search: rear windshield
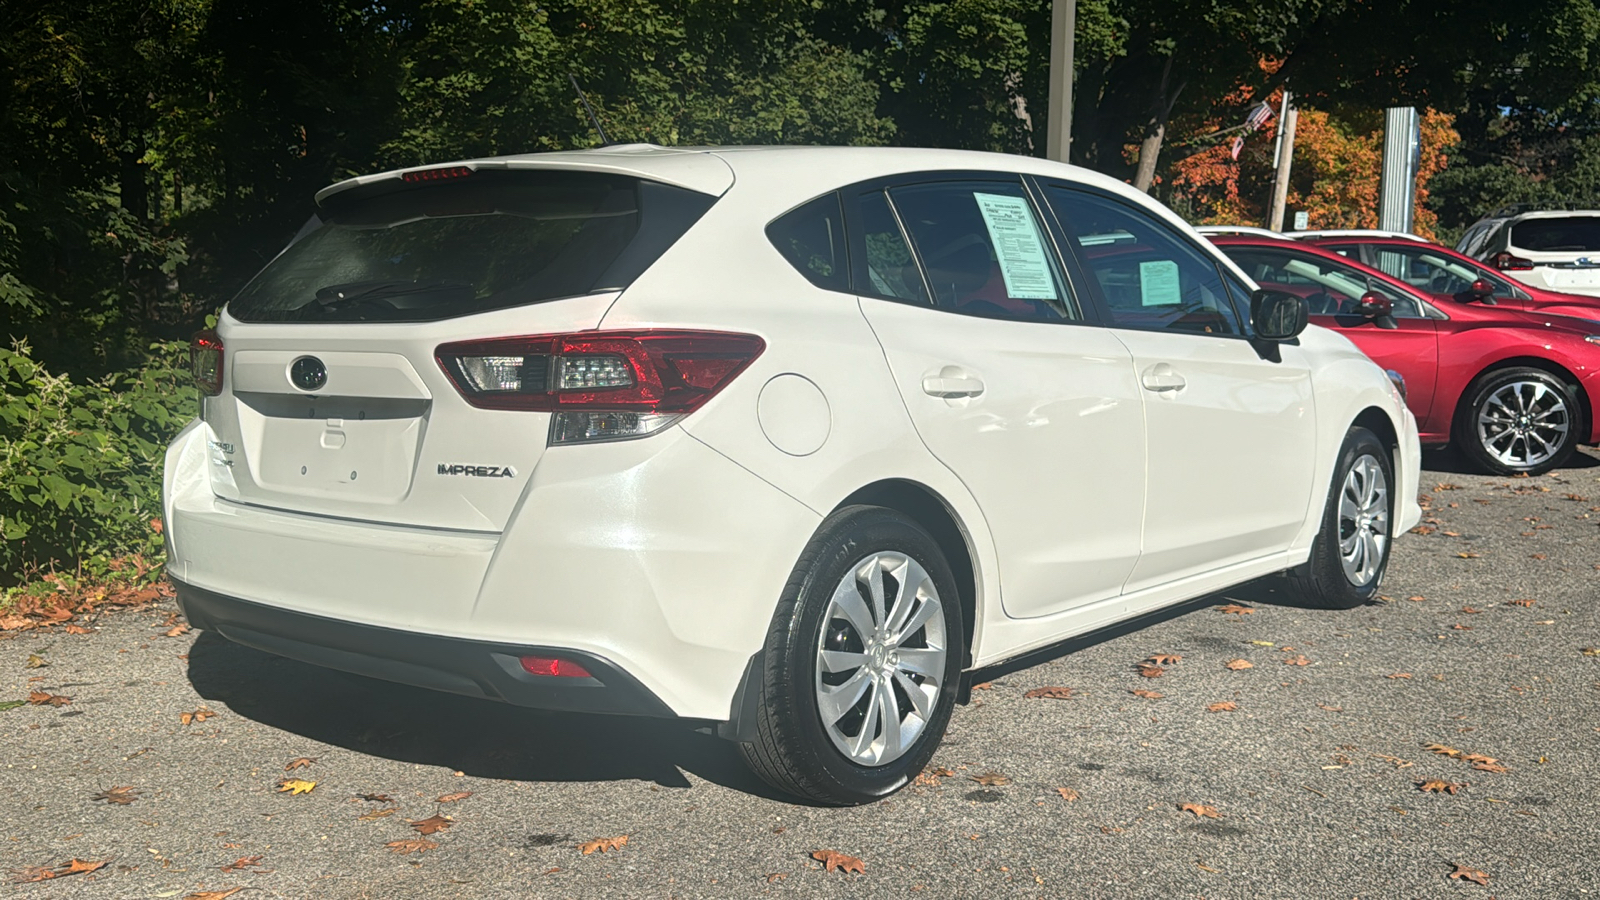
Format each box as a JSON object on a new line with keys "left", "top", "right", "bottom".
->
{"left": 1509, "top": 216, "right": 1600, "bottom": 253}
{"left": 229, "top": 171, "right": 716, "bottom": 323}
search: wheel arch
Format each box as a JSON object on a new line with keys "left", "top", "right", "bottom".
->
{"left": 1352, "top": 405, "right": 1400, "bottom": 467}
{"left": 836, "top": 479, "right": 978, "bottom": 670}
{"left": 1456, "top": 356, "right": 1592, "bottom": 438}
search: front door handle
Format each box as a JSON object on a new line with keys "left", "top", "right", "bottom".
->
{"left": 1140, "top": 363, "right": 1186, "bottom": 393}
{"left": 922, "top": 366, "right": 986, "bottom": 398}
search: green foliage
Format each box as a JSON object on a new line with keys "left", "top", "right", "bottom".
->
{"left": 0, "top": 341, "right": 192, "bottom": 584}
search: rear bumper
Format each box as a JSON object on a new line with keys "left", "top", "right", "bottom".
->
{"left": 174, "top": 578, "right": 675, "bottom": 717}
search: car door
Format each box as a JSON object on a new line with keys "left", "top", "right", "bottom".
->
{"left": 1223, "top": 245, "right": 1442, "bottom": 428}
{"left": 1042, "top": 187, "right": 1317, "bottom": 594}
{"left": 850, "top": 177, "right": 1147, "bottom": 619}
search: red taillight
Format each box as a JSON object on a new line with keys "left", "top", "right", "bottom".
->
{"left": 435, "top": 330, "right": 765, "bottom": 444}
{"left": 519, "top": 655, "right": 593, "bottom": 678}
{"left": 401, "top": 165, "right": 474, "bottom": 183}
{"left": 190, "top": 329, "right": 224, "bottom": 396}
{"left": 1494, "top": 251, "right": 1534, "bottom": 271}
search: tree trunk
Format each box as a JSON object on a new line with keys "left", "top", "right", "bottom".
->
{"left": 1133, "top": 55, "right": 1184, "bottom": 193}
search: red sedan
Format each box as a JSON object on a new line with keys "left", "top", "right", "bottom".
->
{"left": 1295, "top": 232, "right": 1600, "bottom": 323}
{"left": 1211, "top": 235, "right": 1600, "bottom": 474}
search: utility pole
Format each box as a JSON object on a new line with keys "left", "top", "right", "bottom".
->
{"left": 1267, "top": 96, "right": 1298, "bottom": 232}
{"left": 1046, "top": 0, "right": 1076, "bottom": 163}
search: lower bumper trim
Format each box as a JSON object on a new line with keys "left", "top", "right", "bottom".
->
{"left": 172, "top": 578, "right": 676, "bottom": 718}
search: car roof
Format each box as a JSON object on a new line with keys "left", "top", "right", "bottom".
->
{"left": 313, "top": 143, "right": 1147, "bottom": 210}
{"left": 1505, "top": 209, "right": 1600, "bottom": 222}
{"left": 1291, "top": 229, "right": 1429, "bottom": 242}
{"left": 1193, "top": 225, "right": 1288, "bottom": 238}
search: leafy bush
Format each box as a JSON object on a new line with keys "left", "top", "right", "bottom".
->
{"left": 0, "top": 340, "right": 193, "bottom": 585}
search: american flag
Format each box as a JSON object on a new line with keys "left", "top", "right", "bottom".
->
{"left": 1243, "top": 103, "right": 1275, "bottom": 132}
{"left": 1230, "top": 136, "right": 1246, "bottom": 160}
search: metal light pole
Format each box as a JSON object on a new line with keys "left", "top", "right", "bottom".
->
{"left": 1046, "top": 0, "right": 1076, "bottom": 163}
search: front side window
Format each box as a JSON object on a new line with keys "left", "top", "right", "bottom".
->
{"left": 886, "top": 181, "right": 1077, "bottom": 322}
{"left": 767, "top": 193, "right": 849, "bottom": 292}
{"left": 1222, "top": 248, "right": 1426, "bottom": 318}
{"left": 1047, "top": 188, "right": 1242, "bottom": 335}
{"left": 1369, "top": 245, "right": 1523, "bottom": 299}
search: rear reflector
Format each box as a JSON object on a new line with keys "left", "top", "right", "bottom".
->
{"left": 190, "top": 329, "right": 224, "bottom": 396}
{"left": 519, "top": 656, "right": 593, "bottom": 678}
{"left": 401, "top": 165, "right": 474, "bottom": 183}
{"left": 436, "top": 330, "right": 765, "bottom": 444}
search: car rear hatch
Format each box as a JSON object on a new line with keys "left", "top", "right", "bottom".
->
{"left": 197, "top": 163, "right": 723, "bottom": 532}
{"left": 1508, "top": 215, "right": 1600, "bottom": 290}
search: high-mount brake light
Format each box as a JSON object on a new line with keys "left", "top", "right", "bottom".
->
{"left": 518, "top": 656, "right": 593, "bottom": 678}
{"left": 190, "top": 329, "right": 224, "bottom": 396}
{"left": 1493, "top": 251, "right": 1534, "bottom": 271}
{"left": 435, "top": 330, "right": 765, "bottom": 444}
{"left": 400, "top": 165, "right": 474, "bottom": 183}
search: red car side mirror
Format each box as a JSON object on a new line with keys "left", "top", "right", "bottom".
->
{"left": 1356, "top": 292, "right": 1398, "bottom": 329}
{"left": 1467, "top": 278, "right": 1499, "bottom": 304}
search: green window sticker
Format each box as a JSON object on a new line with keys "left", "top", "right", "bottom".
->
{"left": 1139, "top": 259, "right": 1182, "bottom": 306}
{"left": 972, "top": 193, "right": 1058, "bottom": 300}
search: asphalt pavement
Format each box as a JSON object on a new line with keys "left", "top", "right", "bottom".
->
{"left": 3, "top": 447, "right": 1598, "bottom": 899}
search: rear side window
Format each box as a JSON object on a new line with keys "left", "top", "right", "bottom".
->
{"left": 1047, "top": 188, "right": 1242, "bottom": 335}
{"left": 766, "top": 193, "right": 849, "bottom": 291}
{"left": 858, "top": 190, "right": 929, "bottom": 304}
{"left": 1510, "top": 216, "right": 1600, "bottom": 253}
{"left": 230, "top": 171, "right": 716, "bottom": 323}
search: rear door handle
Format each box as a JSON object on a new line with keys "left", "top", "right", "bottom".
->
{"left": 922, "top": 367, "right": 986, "bottom": 398}
{"left": 1140, "top": 363, "right": 1186, "bottom": 392}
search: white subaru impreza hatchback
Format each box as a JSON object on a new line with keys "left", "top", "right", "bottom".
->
{"left": 164, "top": 145, "right": 1422, "bottom": 805}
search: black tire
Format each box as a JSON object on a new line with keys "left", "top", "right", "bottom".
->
{"left": 738, "top": 505, "right": 963, "bottom": 806}
{"left": 1288, "top": 426, "right": 1395, "bottom": 610}
{"left": 1454, "top": 366, "right": 1582, "bottom": 476}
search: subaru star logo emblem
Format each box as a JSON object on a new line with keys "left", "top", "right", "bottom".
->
{"left": 290, "top": 356, "right": 328, "bottom": 391}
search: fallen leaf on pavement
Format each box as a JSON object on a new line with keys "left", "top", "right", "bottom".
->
{"left": 1178, "top": 803, "right": 1220, "bottom": 818}
{"left": 1417, "top": 779, "right": 1465, "bottom": 794}
{"left": 1147, "top": 654, "right": 1182, "bottom": 665}
{"left": 811, "top": 849, "right": 864, "bottom": 874}
{"left": 385, "top": 839, "right": 438, "bottom": 855}
{"left": 1472, "top": 761, "right": 1510, "bottom": 773}
{"left": 219, "top": 855, "right": 262, "bottom": 873}
{"left": 180, "top": 709, "right": 215, "bottom": 726}
{"left": 184, "top": 890, "right": 245, "bottom": 900}
{"left": 1508, "top": 599, "right": 1536, "bottom": 607}
{"left": 1056, "top": 787, "right": 1079, "bottom": 802}
{"left": 1387, "top": 672, "right": 1412, "bottom": 679}
{"left": 1582, "top": 648, "right": 1600, "bottom": 657}
{"left": 913, "top": 765, "right": 955, "bottom": 786}
{"left": 1284, "top": 655, "right": 1310, "bottom": 666}
{"left": 10, "top": 858, "right": 108, "bottom": 883}
{"left": 578, "top": 835, "right": 628, "bottom": 854}
{"left": 1130, "top": 689, "right": 1163, "bottom": 699}
{"left": 1216, "top": 604, "right": 1254, "bottom": 615}
{"left": 24, "top": 654, "right": 46, "bottom": 669}
{"left": 357, "top": 793, "right": 394, "bottom": 803}
{"left": 91, "top": 786, "right": 138, "bottom": 805}
{"left": 63, "top": 624, "right": 91, "bottom": 635}
{"left": 284, "top": 757, "right": 315, "bottom": 771}
{"left": 1457, "top": 552, "right": 1481, "bottom": 559}
{"left": 1136, "top": 664, "right": 1165, "bottom": 678}
{"left": 28, "top": 691, "right": 71, "bottom": 707}
{"left": 357, "top": 808, "right": 397, "bottom": 821}
{"left": 970, "top": 772, "right": 1010, "bottom": 786}
{"left": 1448, "top": 864, "right": 1490, "bottom": 885}
{"left": 1424, "top": 744, "right": 1463, "bottom": 758}
{"left": 1460, "top": 607, "right": 1481, "bottom": 614}
{"left": 1023, "top": 686, "right": 1075, "bottom": 699}
{"left": 276, "top": 779, "right": 316, "bottom": 795}
{"left": 166, "top": 623, "right": 191, "bottom": 637}
{"left": 1410, "top": 525, "right": 1436, "bottom": 534}
{"left": 437, "top": 791, "right": 472, "bottom": 803}
{"left": 1206, "top": 702, "right": 1237, "bottom": 712}
{"left": 1224, "top": 659, "right": 1253, "bottom": 670}
{"left": 410, "top": 814, "right": 453, "bottom": 835}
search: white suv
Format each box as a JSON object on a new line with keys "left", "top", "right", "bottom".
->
{"left": 1457, "top": 209, "right": 1600, "bottom": 296}
{"left": 164, "top": 145, "right": 1422, "bottom": 805}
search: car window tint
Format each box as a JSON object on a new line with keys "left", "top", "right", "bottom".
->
{"left": 886, "top": 182, "right": 1076, "bottom": 322}
{"left": 1047, "top": 188, "right": 1241, "bottom": 335}
{"left": 766, "top": 193, "right": 849, "bottom": 292}
{"left": 858, "top": 190, "right": 929, "bottom": 304}
{"left": 1221, "top": 247, "right": 1425, "bottom": 317}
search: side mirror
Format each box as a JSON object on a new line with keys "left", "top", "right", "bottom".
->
{"left": 1250, "top": 288, "right": 1309, "bottom": 341}
{"left": 1356, "top": 291, "right": 1399, "bottom": 329}
{"left": 1467, "top": 278, "right": 1498, "bottom": 305}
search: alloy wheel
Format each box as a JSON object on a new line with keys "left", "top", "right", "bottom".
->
{"left": 814, "top": 552, "right": 947, "bottom": 767}
{"left": 1337, "top": 454, "right": 1389, "bottom": 587}
{"left": 1476, "top": 380, "right": 1571, "bottom": 469}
